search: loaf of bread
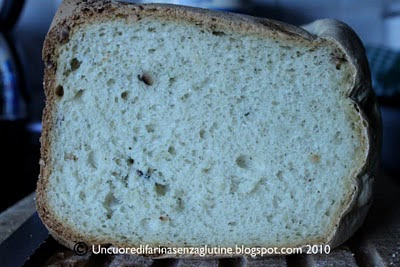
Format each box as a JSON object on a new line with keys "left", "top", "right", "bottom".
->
{"left": 36, "top": 0, "right": 381, "bottom": 256}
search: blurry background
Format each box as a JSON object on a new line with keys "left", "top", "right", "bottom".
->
{"left": 1, "top": 0, "right": 399, "bottom": 211}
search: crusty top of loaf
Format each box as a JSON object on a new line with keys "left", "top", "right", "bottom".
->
{"left": 36, "top": 0, "right": 381, "bottom": 256}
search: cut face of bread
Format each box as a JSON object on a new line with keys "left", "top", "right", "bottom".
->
{"left": 37, "top": 1, "right": 379, "bottom": 254}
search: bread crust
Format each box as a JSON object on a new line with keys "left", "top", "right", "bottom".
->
{"left": 302, "top": 20, "right": 382, "bottom": 248}
{"left": 36, "top": 0, "right": 381, "bottom": 257}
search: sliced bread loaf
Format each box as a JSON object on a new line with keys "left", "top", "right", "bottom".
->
{"left": 36, "top": 0, "right": 381, "bottom": 256}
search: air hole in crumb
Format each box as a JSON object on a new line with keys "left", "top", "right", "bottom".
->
{"left": 55, "top": 85, "right": 64, "bottom": 97}
{"left": 145, "top": 124, "right": 155, "bottom": 133}
{"left": 121, "top": 91, "right": 129, "bottom": 100}
{"left": 236, "top": 155, "right": 252, "bottom": 169}
{"left": 103, "top": 192, "right": 119, "bottom": 219}
{"left": 334, "top": 56, "right": 347, "bottom": 70}
{"left": 325, "top": 210, "right": 330, "bottom": 216}
{"left": 107, "top": 78, "right": 115, "bottom": 86}
{"left": 176, "top": 197, "right": 184, "bottom": 211}
{"left": 74, "top": 89, "right": 84, "bottom": 99}
{"left": 148, "top": 48, "right": 156, "bottom": 53}
{"left": 354, "top": 103, "right": 360, "bottom": 113}
{"left": 168, "top": 146, "right": 176, "bottom": 155}
{"left": 159, "top": 215, "right": 169, "bottom": 221}
{"left": 236, "top": 95, "right": 245, "bottom": 103}
{"left": 79, "top": 191, "right": 86, "bottom": 200}
{"left": 114, "top": 158, "right": 121, "bottom": 166}
{"left": 180, "top": 93, "right": 190, "bottom": 101}
{"left": 64, "top": 153, "right": 77, "bottom": 161}
{"left": 212, "top": 31, "right": 225, "bottom": 36}
{"left": 168, "top": 77, "right": 176, "bottom": 86}
{"left": 70, "top": 58, "right": 81, "bottom": 71}
{"left": 127, "top": 157, "right": 134, "bottom": 165}
{"left": 138, "top": 72, "right": 153, "bottom": 86}
{"left": 202, "top": 168, "right": 211, "bottom": 173}
{"left": 155, "top": 183, "right": 167, "bottom": 196}
{"left": 199, "top": 129, "right": 206, "bottom": 139}
{"left": 211, "top": 122, "right": 218, "bottom": 130}
{"left": 88, "top": 151, "right": 97, "bottom": 169}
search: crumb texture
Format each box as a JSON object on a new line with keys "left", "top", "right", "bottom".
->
{"left": 48, "top": 18, "right": 365, "bottom": 247}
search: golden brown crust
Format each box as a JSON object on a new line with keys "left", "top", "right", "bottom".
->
{"left": 36, "top": 0, "right": 381, "bottom": 257}
{"left": 302, "top": 19, "right": 381, "bottom": 248}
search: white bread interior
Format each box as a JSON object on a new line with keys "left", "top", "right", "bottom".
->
{"left": 45, "top": 15, "right": 368, "bottom": 248}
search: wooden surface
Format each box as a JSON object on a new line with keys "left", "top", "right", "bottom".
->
{"left": 302, "top": 247, "right": 358, "bottom": 267}
{"left": 1, "top": 172, "right": 399, "bottom": 266}
{"left": 349, "top": 171, "right": 400, "bottom": 267}
{"left": 0, "top": 192, "right": 36, "bottom": 244}
{"left": 244, "top": 256, "right": 287, "bottom": 266}
{"left": 175, "top": 259, "right": 219, "bottom": 267}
